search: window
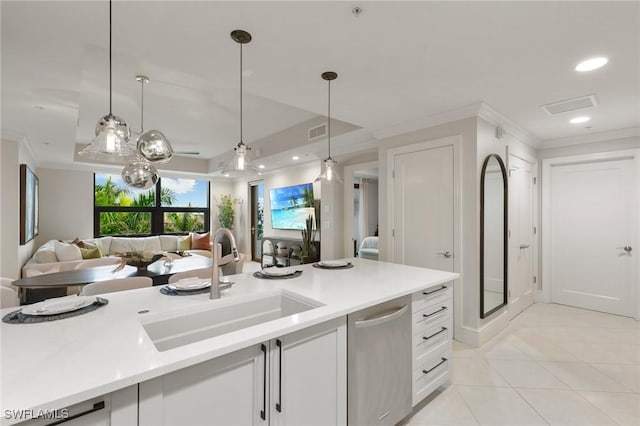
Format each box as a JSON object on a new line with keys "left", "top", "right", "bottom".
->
{"left": 94, "top": 174, "right": 210, "bottom": 237}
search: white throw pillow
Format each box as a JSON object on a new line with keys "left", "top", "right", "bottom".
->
{"left": 109, "top": 237, "right": 133, "bottom": 255}
{"left": 54, "top": 241, "right": 82, "bottom": 262}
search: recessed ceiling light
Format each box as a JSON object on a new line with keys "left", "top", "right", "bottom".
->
{"left": 258, "top": 164, "right": 265, "bottom": 169}
{"left": 292, "top": 156, "right": 300, "bottom": 160}
{"left": 570, "top": 116, "right": 591, "bottom": 124}
{"left": 223, "top": 172, "right": 230, "bottom": 177}
{"left": 575, "top": 57, "right": 608, "bottom": 72}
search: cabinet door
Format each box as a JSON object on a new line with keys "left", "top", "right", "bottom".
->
{"left": 139, "top": 344, "right": 268, "bottom": 426}
{"left": 270, "top": 317, "right": 347, "bottom": 426}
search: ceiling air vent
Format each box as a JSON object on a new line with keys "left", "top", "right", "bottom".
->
{"left": 541, "top": 94, "right": 598, "bottom": 115}
{"left": 308, "top": 123, "right": 327, "bottom": 141}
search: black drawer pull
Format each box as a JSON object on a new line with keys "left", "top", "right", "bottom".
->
{"left": 423, "top": 358, "right": 447, "bottom": 375}
{"left": 260, "top": 344, "right": 267, "bottom": 420}
{"left": 423, "top": 327, "right": 447, "bottom": 341}
{"left": 423, "top": 306, "right": 447, "bottom": 318}
{"left": 423, "top": 286, "right": 447, "bottom": 296}
{"left": 47, "top": 401, "right": 105, "bottom": 426}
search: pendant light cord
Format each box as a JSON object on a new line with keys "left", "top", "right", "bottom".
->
{"left": 109, "top": 0, "right": 112, "bottom": 116}
{"left": 327, "top": 79, "right": 331, "bottom": 159}
{"left": 140, "top": 79, "right": 144, "bottom": 132}
{"left": 239, "top": 42, "right": 243, "bottom": 144}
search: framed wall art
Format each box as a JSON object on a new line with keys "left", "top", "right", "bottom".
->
{"left": 20, "top": 164, "right": 39, "bottom": 245}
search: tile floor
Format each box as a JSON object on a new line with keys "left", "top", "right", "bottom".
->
{"left": 401, "top": 303, "right": 640, "bottom": 426}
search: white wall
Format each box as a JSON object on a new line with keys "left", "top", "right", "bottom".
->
{"left": 37, "top": 168, "right": 94, "bottom": 244}
{"left": 1, "top": 140, "right": 21, "bottom": 279}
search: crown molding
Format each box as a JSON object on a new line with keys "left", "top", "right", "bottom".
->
{"left": 476, "top": 102, "right": 542, "bottom": 149}
{"left": 541, "top": 127, "right": 640, "bottom": 149}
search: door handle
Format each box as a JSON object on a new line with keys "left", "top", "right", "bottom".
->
{"left": 616, "top": 246, "right": 633, "bottom": 252}
{"left": 260, "top": 344, "right": 267, "bottom": 420}
{"left": 354, "top": 305, "right": 409, "bottom": 328}
{"left": 519, "top": 244, "right": 530, "bottom": 249}
{"left": 275, "top": 339, "right": 283, "bottom": 413}
{"left": 436, "top": 251, "right": 452, "bottom": 258}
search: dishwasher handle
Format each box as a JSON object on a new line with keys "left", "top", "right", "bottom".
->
{"left": 354, "top": 304, "right": 409, "bottom": 328}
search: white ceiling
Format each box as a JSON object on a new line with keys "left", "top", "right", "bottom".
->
{"left": 2, "top": 1, "right": 639, "bottom": 173}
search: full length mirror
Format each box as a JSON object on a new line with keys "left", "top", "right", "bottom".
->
{"left": 480, "top": 154, "right": 508, "bottom": 318}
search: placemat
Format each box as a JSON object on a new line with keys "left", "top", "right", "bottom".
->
{"left": 2, "top": 297, "right": 109, "bottom": 324}
{"left": 312, "top": 263, "right": 354, "bottom": 270}
{"left": 253, "top": 270, "right": 303, "bottom": 280}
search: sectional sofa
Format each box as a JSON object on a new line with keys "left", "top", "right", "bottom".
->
{"left": 22, "top": 235, "right": 213, "bottom": 278}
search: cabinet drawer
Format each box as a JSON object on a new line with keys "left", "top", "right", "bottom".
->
{"left": 412, "top": 297, "right": 452, "bottom": 335}
{"left": 413, "top": 319, "right": 453, "bottom": 364}
{"left": 412, "top": 284, "right": 451, "bottom": 313}
{"left": 413, "top": 347, "right": 451, "bottom": 407}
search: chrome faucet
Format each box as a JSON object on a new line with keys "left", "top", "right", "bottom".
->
{"left": 210, "top": 228, "right": 241, "bottom": 300}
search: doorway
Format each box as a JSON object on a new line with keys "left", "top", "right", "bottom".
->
{"left": 542, "top": 151, "right": 639, "bottom": 318}
{"left": 250, "top": 182, "right": 264, "bottom": 262}
{"left": 353, "top": 170, "right": 379, "bottom": 257}
{"left": 508, "top": 153, "right": 537, "bottom": 320}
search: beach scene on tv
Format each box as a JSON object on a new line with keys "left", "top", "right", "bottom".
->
{"left": 269, "top": 183, "right": 316, "bottom": 230}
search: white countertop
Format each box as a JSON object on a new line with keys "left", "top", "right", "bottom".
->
{"left": 0, "top": 258, "right": 458, "bottom": 423}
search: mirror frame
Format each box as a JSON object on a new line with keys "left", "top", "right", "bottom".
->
{"left": 480, "top": 154, "right": 508, "bottom": 319}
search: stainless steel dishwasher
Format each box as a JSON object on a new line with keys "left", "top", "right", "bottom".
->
{"left": 348, "top": 295, "right": 412, "bottom": 425}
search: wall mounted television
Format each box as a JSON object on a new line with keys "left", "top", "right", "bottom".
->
{"left": 269, "top": 183, "right": 316, "bottom": 230}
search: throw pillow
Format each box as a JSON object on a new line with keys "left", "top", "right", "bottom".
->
{"left": 177, "top": 235, "right": 192, "bottom": 250}
{"left": 34, "top": 248, "right": 58, "bottom": 264}
{"left": 191, "top": 232, "right": 211, "bottom": 251}
{"left": 80, "top": 243, "right": 102, "bottom": 259}
{"left": 54, "top": 240, "right": 82, "bottom": 262}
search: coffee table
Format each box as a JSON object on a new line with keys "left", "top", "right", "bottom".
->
{"left": 13, "top": 255, "right": 217, "bottom": 294}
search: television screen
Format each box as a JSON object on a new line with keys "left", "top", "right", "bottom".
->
{"left": 269, "top": 183, "right": 315, "bottom": 230}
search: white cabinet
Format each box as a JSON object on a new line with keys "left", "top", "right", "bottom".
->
{"left": 139, "top": 317, "right": 346, "bottom": 426}
{"left": 411, "top": 283, "right": 453, "bottom": 406}
{"left": 14, "top": 385, "right": 138, "bottom": 426}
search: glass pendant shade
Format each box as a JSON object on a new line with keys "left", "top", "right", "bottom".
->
{"left": 78, "top": 114, "right": 136, "bottom": 163}
{"left": 315, "top": 158, "right": 343, "bottom": 184}
{"left": 121, "top": 160, "right": 159, "bottom": 189}
{"left": 137, "top": 129, "right": 174, "bottom": 163}
{"left": 221, "top": 142, "right": 258, "bottom": 176}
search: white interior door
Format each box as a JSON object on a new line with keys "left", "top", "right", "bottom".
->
{"left": 508, "top": 155, "right": 535, "bottom": 319}
{"left": 392, "top": 144, "right": 454, "bottom": 272}
{"left": 549, "top": 158, "right": 636, "bottom": 316}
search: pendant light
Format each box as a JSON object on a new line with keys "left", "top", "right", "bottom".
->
{"left": 78, "top": 0, "right": 136, "bottom": 163}
{"left": 121, "top": 75, "right": 159, "bottom": 190}
{"left": 315, "top": 71, "right": 343, "bottom": 184}
{"left": 221, "top": 29, "right": 258, "bottom": 176}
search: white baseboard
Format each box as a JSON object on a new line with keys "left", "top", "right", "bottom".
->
{"left": 456, "top": 310, "right": 510, "bottom": 348}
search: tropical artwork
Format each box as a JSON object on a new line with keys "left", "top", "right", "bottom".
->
{"left": 95, "top": 174, "right": 208, "bottom": 236}
{"left": 269, "top": 183, "right": 315, "bottom": 230}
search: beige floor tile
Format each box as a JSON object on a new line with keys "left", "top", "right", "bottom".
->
{"left": 579, "top": 392, "right": 640, "bottom": 426}
{"left": 450, "top": 358, "right": 509, "bottom": 387}
{"left": 517, "top": 388, "right": 617, "bottom": 426}
{"left": 553, "top": 339, "right": 640, "bottom": 365}
{"left": 405, "top": 385, "right": 479, "bottom": 426}
{"left": 478, "top": 336, "right": 532, "bottom": 360}
{"left": 539, "top": 361, "right": 634, "bottom": 392}
{"left": 591, "top": 363, "right": 640, "bottom": 393}
{"left": 456, "top": 386, "right": 548, "bottom": 426}
{"left": 486, "top": 359, "right": 568, "bottom": 389}
{"left": 509, "top": 333, "right": 580, "bottom": 362}
{"left": 452, "top": 340, "right": 482, "bottom": 359}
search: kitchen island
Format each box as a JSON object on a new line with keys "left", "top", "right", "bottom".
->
{"left": 0, "top": 258, "right": 458, "bottom": 425}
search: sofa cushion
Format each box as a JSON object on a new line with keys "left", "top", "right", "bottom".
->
{"left": 85, "top": 237, "right": 112, "bottom": 256}
{"left": 130, "top": 236, "right": 162, "bottom": 253}
{"left": 191, "top": 232, "right": 211, "bottom": 251}
{"left": 54, "top": 241, "right": 82, "bottom": 262}
{"left": 109, "top": 237, "right": 133, "bottom": 255}
{"left": 159, "top": 235, "right": 178, "bottom": 251}
{"left": 34, "top": 241, "right": 58, "bottom": 263}
{"left": 177, "top": 235, "right": 191, "bottom": 250}
{"left": 25, "top": 266, "right": 60, "bottom": 277}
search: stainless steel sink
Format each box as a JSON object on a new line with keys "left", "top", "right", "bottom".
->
{"left": 141, "top": 291, "right": 322, "bottom": 351}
